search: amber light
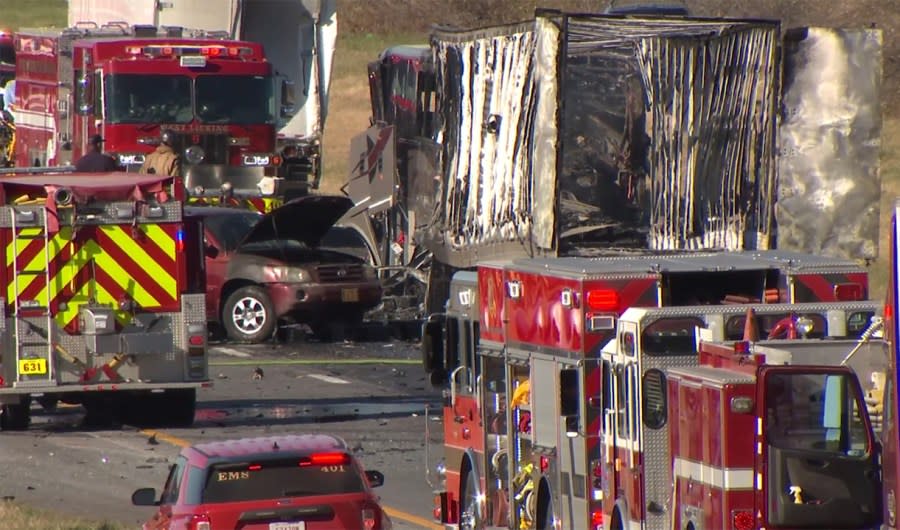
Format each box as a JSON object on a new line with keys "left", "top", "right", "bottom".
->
{"left": 586, "top": 289, "right": 618, "bottom": 311}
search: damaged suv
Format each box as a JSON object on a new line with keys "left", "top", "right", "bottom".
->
{"left": 189, "top": 195, "right": 382, "bottom": 343}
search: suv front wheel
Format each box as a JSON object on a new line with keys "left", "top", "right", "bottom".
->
{"left": 223, "top": 285, "right": 275, "bottom": 343}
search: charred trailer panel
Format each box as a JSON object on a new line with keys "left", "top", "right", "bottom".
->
{"left": 426, "top": 15, "right": 783, "bottom": 267}
{"left": 775, "top": 27, "right": 883, "bottom": 261}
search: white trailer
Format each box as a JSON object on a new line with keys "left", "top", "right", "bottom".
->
{"left": 69, "top": 0, "right": 337, "bottom": 186}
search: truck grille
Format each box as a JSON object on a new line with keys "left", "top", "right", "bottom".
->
{"left": 316, "top": 264, "right": 366, "bottom": 283}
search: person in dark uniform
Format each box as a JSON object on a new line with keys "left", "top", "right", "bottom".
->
{"left": 74, "top": 134, "right": 119, "bottom": 172}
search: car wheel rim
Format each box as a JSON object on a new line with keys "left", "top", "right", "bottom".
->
{"left": 231, "top": 296, "right": 267, "bottom": 334}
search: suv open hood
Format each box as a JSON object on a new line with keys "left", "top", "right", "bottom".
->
{"left": 238, "top": 195, "right": 354, "bottom": 248}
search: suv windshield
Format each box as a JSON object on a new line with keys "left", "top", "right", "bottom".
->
{"left": 196, "top": 75, "right": 275, "bottom": 124}
{"left": 204, "top": 211, "right": 261, "bottom": 252}
{"left": 202, "top": 457, "right": 365, "bottom": 503}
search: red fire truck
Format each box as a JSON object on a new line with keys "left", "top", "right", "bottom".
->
{"left": 11, "top": 23, "right": 290, "bottom": 212}
{"left": 665, "top": 337, "right": 883, "bottom": 530}
{"left": 0, "top": 171, "right": 210, "bottom": 429}
{"left": 422, "top": 251, "right": 879, "bottom": 529}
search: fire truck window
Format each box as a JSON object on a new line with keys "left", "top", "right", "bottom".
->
{"left": 615, "top": 365, "right": 627, "bottom": 438}
{"left": 197, "top": 75, "right": 275, "bottom": 125}
{"left": 602, "top": 361, "right": 612, "bottom": 412}
{"left": 640, "top": 317, "right": 703, "bottom": 356}
{"left": 642, "top": 369, "right": 667, "bottom": 429}
{"left": 764, "top": 372, "right": 869, "bottom": 457}
{"left": 105, "top": 74, "right": 192, "bottom": 124}
{"left": 628, "top": 364, "right": 639, "bottom": 436}
{"left": 620, "top": 332, "right": 635, "bottom": 356}
{"left": 446, "top": 317, "right": 460, "bottom": 370}
{"left": 725, "top": 313, "right": 828, "bottom": 340}
{"left": 560, "top": 369, "right": 579, "bottom": 417}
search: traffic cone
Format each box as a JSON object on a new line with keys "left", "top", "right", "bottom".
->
{"left": 743, "top": 307, "right": 759, "bottom": 342}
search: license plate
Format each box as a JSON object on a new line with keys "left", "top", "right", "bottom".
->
{"left": 269, "top": 523, "right": 305, "bottom": 530}
{"left": 19, "top": 358, "right": 47, "bottom": 375}
{"left": 341, "top": 288, "right": 359, "bottom": 302}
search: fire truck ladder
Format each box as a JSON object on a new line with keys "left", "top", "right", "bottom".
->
{"left": 9, "top": 206, "right": 56, "bottom": 386}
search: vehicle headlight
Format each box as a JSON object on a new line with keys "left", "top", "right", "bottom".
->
{"left": 241, "top": 154, "right": 271, "bottom": 166}
{"left": 184, "top": 145, "right": 205, "bottom": 165}
{"left": 117, "top": 153, "right": 146, "bottom": 165}
{"left": 267, "top": 265, "right": 310, "bottom": 282}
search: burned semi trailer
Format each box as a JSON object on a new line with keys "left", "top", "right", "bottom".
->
{"left": 346, "top": 12, "right": 883, "bottom": 316}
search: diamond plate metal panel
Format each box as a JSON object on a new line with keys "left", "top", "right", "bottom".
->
{"left": 640, "top": 353, "right": 697, "bottom": 530}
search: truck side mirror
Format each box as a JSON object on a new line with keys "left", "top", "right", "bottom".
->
{"left": 131, "top": 487, "right": 159, "bottom": 506}
{"left": 421, "top": 313, "right": 446, "bottom": 376}
{"left": 365, "top": 470, "right": 385, "bottom": 487}
{"left": 280, "top": 78, "right": 296, "bottom": 117}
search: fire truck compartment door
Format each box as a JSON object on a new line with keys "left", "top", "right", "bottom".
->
{"left": 531, "top": 356, "right": 557, "bottom": 447}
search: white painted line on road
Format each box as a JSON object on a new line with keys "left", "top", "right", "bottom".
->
{"left": 307, "top": 373, "right": 350, "bottom": 385}
{"left": 212, "top": 347, "right": 252, "bottom": 358}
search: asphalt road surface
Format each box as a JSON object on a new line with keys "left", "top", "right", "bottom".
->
{"left": 0, "top": 335, "right": 445, "bottom": 530}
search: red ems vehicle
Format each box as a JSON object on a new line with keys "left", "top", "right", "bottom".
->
{"left": 422, "top": 250, "right": 878, "bottom": 529}
{"left": 132, "top": 434, "right": 392, "bottom": 530}
{"left": 12, "top": 23, "right": 292, "bottom": 212}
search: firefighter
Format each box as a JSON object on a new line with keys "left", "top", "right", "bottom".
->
{"left": 74, "top": 135, "right": 119, "bottom": 172}
{"left": 140, "top": 130, "right": 181, "bottom": 176}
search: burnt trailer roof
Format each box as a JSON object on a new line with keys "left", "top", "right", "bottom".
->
{"left": 421, "top": 13, "right": 882, "bottom": 267}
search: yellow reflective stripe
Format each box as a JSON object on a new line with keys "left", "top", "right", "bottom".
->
{"left": 6, "top": 227, "right": 41, "bottom": 266}
{"left": 54, "top": 278, "right": 126, "bottom": 329}
{"left": 101, "top": 226, "right": 176, "bottom": 298}
{"left": 141, "top": 224, "right": 175, "bottom": 258}
{"left": 86, "top": 239, "right": 161, "bottom": 308}
{"left": 6, "top": 228, "right": 71, "bottom": 303}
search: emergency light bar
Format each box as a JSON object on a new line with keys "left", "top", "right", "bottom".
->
{"left": 126, "top": 45, "right": 254, "bottom": 59}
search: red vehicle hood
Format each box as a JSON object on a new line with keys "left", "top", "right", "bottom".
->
{"left": 238, "top": 195, "right": 354, "bottom": 249}
{"left": 192, "top": 493, "right": 384, "bottom": 529}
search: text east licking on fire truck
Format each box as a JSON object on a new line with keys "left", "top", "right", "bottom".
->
{"left": 0, "top": 172, "right": 209, "bottom": 429}
{"left": 423, "top": 251, "right": 886, "bottom": 530}
{"left": 11, "top": 23, "right": 293, "bottom": 212}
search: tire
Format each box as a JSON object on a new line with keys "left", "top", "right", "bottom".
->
{"left": 537, "top": 489, "right": 555, "bottom": 530}
{"left": 459, "top": 470, "right": 483, "bottom": 530}
{"left": 1, "top": 400, "right": 31, "bottom": 431}
{"left": 223, "top": 286, "right": 276, "bottom": 343}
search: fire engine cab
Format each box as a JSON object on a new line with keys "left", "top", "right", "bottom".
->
{"left": 423, "top": 250, "right": 879, "bottom": 530}
{"left": 12, "top": 23, "right": 292, "bottom": 212}
{"left": 665, "top": 338, "right": 883, "bottom": 530}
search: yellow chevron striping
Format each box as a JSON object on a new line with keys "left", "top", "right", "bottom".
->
{"left": 101, "top": 226, "right": 176, "bottom": 297}
{"left": 54, "top": 277, "right": 125, "bottom": 329}
{"left": 85, "top": 239, "right": 161, "bottom": 308}
{"left": 6, "top": 227, "right": 42, "bottom": 266}
{"left": 6, "top": 227, "right": 72, "bottom": 303}
{"left": 141, "top": 224, "right": 175, "bottom": 258}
